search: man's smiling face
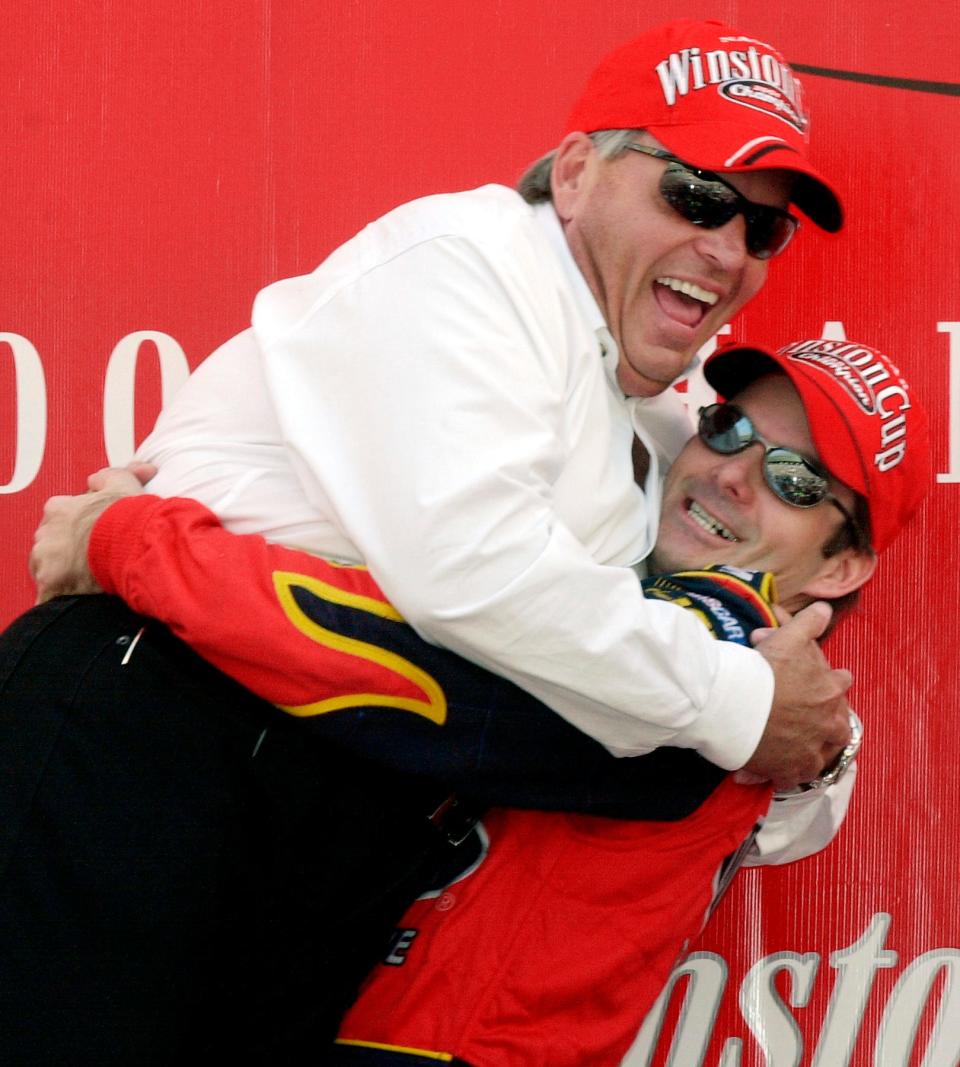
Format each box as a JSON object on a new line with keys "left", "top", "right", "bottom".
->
{"left": 652, "top": 374, "right": 865, "bottom": 611}
{"left": 553, "top": 133, "right": 793, "bottom": 398}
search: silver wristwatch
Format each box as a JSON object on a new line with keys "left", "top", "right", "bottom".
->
{"left": 776, "top": 711, "right": 863, "bottom": 797}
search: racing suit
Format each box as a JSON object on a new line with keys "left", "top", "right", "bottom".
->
{"left": 84, "top": 495, "right": 854, "bottom": 1066}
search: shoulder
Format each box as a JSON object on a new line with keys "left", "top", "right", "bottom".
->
{"left": 364, "top": 184, "right": 547, "bottom": 261}
{"left": 253, "top": 186, "right": 561, "bottom": 333}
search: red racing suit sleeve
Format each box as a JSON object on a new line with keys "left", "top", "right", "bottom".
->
{"left": 90, "top": 494, "right": 423, "bottom": 712}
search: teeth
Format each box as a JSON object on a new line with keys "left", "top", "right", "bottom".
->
{"left": 656, "top": 277, "right": 719, "bottom": 306}
{"left": 688, "top": 500, "right": 739, "bottom": 542}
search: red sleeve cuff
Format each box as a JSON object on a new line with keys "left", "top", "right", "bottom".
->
{"left": 88, "top": 495, "right": 211, "bottom": 595}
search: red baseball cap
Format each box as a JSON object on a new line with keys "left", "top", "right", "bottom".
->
{"left": 702, "top": 339, "right": 931, "bottom": 553}
{"left": 565, "top": 19, "right": 843, "bottom": 232}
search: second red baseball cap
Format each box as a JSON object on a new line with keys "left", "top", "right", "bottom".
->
{"left": 565, "top": 19, "right": 843, "bottom": 232}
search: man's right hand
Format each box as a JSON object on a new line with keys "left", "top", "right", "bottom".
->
{"left": 742, "top": 601, "right": 853, "bottom": 791}
{"left": 30, "top": 463, "right": 156, "bottom": 604}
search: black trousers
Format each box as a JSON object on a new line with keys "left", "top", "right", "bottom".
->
{"left": 0, "top": 596, "right": 454, "bottom": 1066}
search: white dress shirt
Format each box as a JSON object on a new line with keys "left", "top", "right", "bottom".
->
{"left": 140, "top": 184, "right": 775, "bottom": 770}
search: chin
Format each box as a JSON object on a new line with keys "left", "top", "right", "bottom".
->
{"left": 619, "top": 342, "right": 697, "bottom": 396}
{"left": 654, "top": 521, "right": 725, "bottom": 573}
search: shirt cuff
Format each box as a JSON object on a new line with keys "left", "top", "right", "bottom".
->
{"left": 676, "top": 641, "right": 774, "bottom": 770}
{"left": 88, "top": 494, "right": 167, "bottom": 594}
{"left": 745, "top": 762, "right": 857, "bottom": 866}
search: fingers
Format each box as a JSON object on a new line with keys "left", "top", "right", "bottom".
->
{"left": 833, "top": 667, "right": 853, "bottom": 691}
{"left": 773, "top": 600, "right": 833, "bottom": 642}
{"left": 732, "top": 769, "right": 767, "bottom": 785}
{"left": 750, "top": 602, "right": 832, "bottom": 647}
{"left": 824, "top": 690, "right": 854, "bottom": 747}
{"left": 126, "top": 461, "right": 158, "bottom": 485}
{"left": 746, "top": 615, "right": 855, "bottom": 788}
{"left": 747, "top": 698, "right": 854, "bottom": 790}
{"left": 29, "top": 490, "right": 113, "bottom": 602}
{"left": 37, "top": 494, "right": 70, "bottom": 529}
{"left": 87, "top": 466, "right": 147, "bottom": 494}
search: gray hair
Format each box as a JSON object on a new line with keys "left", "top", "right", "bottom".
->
{"left": 517, "top": 129, "right": 642, "bottom": 203}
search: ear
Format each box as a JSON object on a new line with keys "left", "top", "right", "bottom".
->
{"left": 800, "top": 547, "right": 877, "bottom": 602}
{"left": 550, "top": 132, "right": 599, "bottom": 222}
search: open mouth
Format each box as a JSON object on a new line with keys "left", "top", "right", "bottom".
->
{"left": 687, "top": 499, "right": 739, "bottom": 542}
{"left": 654, "top": 276, "right": 719, "bottom": 328}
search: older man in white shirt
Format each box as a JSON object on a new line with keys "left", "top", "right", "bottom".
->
{"left": 132, "top": 20, "right": 850, "bottom": 786}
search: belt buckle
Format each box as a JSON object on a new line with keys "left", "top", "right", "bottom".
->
{"left": 428, "top": 794, "right": 478, "bottom": 847}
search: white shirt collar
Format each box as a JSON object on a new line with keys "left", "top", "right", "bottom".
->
{"left": 532, "top": 201, "right": 606, "bottom": 335}
{"left": 532, "top": 202, "right": 621, "bottom": 386}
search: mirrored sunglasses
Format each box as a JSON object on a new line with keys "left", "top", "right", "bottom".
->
{"left": 697, "top": 403, "right": 855, "bottom": 527}
{"left": 625, "top": 144, "right": 799, "bottom": 260}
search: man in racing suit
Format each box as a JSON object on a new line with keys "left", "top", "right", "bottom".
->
{"left": 24, "top": 339, "right": 929, "bottom": 1065}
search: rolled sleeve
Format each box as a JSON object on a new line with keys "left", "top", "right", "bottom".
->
{"left": 671, "top": 641, "right": 774, "bottom": 770}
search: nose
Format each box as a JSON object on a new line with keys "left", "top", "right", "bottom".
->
{"left": 693, "top": 215, "right": 752, "bottom": 272}
{"left": 713, "top": 444, "right": 764, "bottom": 502}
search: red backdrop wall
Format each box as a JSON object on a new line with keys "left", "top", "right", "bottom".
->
{"left": 3, "top": 3, "right": 958, "bottom": 1063}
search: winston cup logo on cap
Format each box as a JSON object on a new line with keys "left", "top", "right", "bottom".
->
{"left": 782, "top": 341, "right": 912, "bottom": 473}
{"left": 654, "top": 36, "right": 808, "bottom": 134}
{"left": 718, "top": 81, "right": 805, "bottom": 132}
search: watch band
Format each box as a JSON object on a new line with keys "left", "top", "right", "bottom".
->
{"left": 775, "top": 711, "right": 863, "bottom": 797}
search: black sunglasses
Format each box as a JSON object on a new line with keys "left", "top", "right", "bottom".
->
{"left": 698, "top": 403, "right": 857, "bottom": 530}
{"left": 624, "top": 144, "right": 799, "bottom": 260}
